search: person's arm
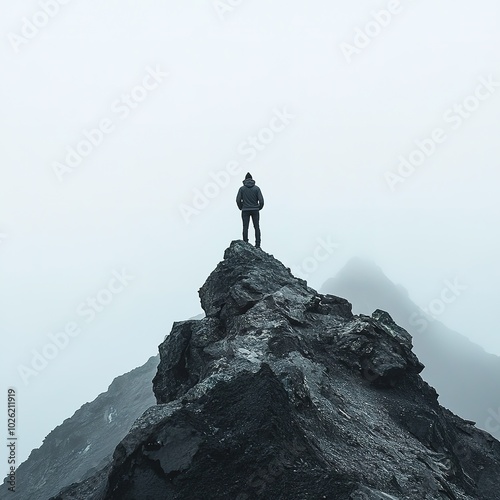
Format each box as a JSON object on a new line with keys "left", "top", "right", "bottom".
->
{"left": 258, "top": 188, "right": 264, "bottom": 210}
{"left": 236, "top": 188, "right": 243, "bottom": 210}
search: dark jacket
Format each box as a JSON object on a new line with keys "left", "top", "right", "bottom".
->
{"left": 236, "top": 179, "right": 264, "bottom": 211}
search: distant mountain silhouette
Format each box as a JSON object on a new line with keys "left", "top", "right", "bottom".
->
{"left": 321, "top": 257, "right": 500, "bottom": 441}
{"left": 0, "top": 356, "right": 158, "bottom": 500}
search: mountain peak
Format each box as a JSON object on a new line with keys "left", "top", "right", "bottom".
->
{"left": 199, "top": 240, "right": 307, "bottom": 319}
{"left": 52, "top": 242, "right": 500, "bottom": 500}
{"left": 325, "top": 256, "right": 392, "bottom": 290}
{"left": 321, "top": 257, "right": 409, "bottom": 318}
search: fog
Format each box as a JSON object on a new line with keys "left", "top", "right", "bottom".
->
{"left": 1, "top": 0, "right": 499, "bottom": 464}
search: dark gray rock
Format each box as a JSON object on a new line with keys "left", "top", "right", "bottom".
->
{"left": 199, "top": 241, "right": 309, "bottom": 321}
{"left": 321, "top": 258, "right": 500, "bottom": 442}
{"left": 52, "top": 241, "right": 500, "bottom": 500}
{"left": 0, "top": 356, "right": 159, "bottom": 500}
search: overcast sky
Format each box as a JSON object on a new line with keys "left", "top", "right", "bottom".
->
{"left": 1, "top": 0, "right": 499, "bottom": 464}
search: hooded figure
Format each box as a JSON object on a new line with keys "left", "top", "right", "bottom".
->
{"left": 236, "top": 172, "right": 264, "bottom": 248}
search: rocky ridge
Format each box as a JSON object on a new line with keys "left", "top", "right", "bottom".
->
{"left": 0, "top": 357, "right": 158, "bottom": 500}
{"left": 321, "top": 258, "right": 500, "bottom": 442}
{"left": 52, "top": 241, "right": 500, "bottom": 499}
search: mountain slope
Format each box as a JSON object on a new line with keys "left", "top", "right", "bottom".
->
{"left": 0, "top": 356, "right": 159, "bottom": 500}
{"left": 52, "top": 242, "right": 500, "bottom": 500}
{"left": 321, "top": 258, "right": 500, "bottom": 442}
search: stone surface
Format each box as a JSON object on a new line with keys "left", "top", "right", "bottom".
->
{"left": 51, "top": 242, "right": 500, "bottom": 499}
{"left": 321, "top": 258, "right": 500, "bottom": 442}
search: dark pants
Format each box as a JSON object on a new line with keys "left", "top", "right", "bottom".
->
{"left": 241, "top": 210, "right": 261, "bottom": 246}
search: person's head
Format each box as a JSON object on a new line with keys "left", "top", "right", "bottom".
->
{"left": 245, "top": 172, "right": 253, "bottom": 180}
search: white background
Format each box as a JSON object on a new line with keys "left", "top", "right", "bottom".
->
{"left": 1, "top": 0, "right": 499, "bottom": 464}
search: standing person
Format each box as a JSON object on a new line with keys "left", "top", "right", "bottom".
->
{"left": 236, "top": 172, "right": 264, "bottom": 248}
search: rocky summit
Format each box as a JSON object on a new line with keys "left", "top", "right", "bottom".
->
{"left": 53, "top": 241, "right": 500, "bottom": 500}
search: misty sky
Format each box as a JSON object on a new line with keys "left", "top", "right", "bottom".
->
{"left": 1, "top": 0, "right": 499, "bottom": 464}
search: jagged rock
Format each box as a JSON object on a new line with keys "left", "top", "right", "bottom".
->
{"left": 321, "top": 258, "right": 500, "bottom": 442}
{"left": 52, "top": 241, "right": 500, "bottom": 500}
{"left": 199, "top": 242, "right": 309, "bottom": 320}
{"left": 0, "top": 357, "right": 159, "bottom": 500}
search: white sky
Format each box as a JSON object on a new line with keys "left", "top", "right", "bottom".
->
{"left": 1, "top": 0, "right": 499, "bottom": 464}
